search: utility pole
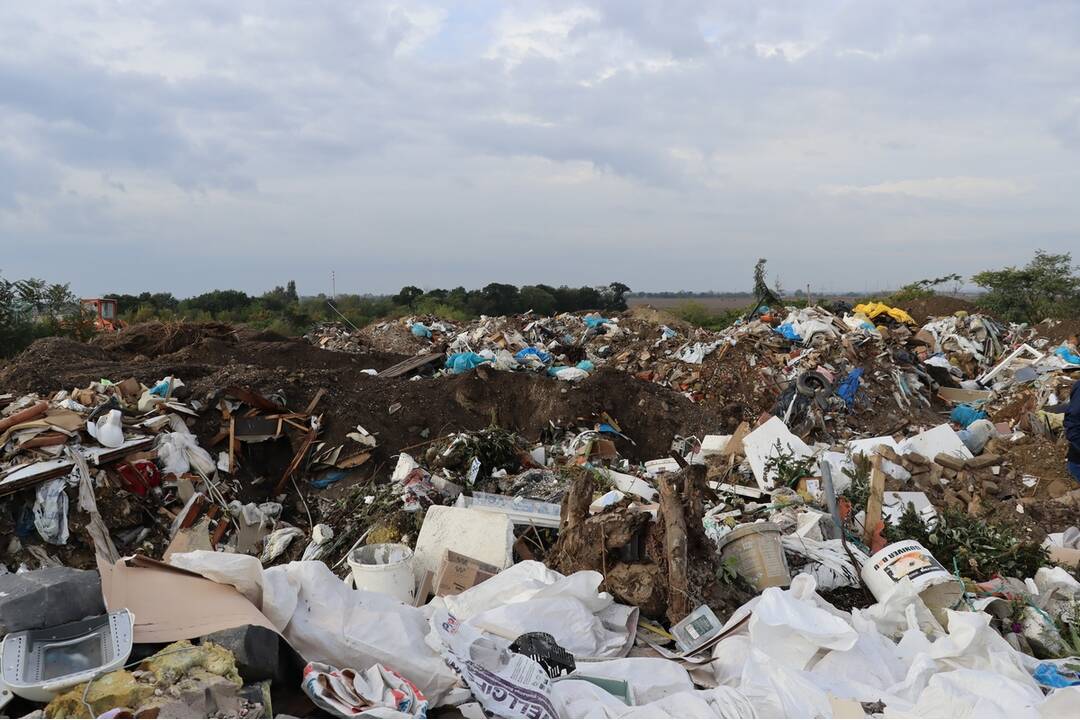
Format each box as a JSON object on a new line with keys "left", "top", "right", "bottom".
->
{"left": 331, "top": 270, "right": 336, "bottom": 301}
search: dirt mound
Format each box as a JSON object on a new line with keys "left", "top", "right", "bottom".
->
{"left": 899, "top": 296, "right": 981, "bottom": 324}
{"left": 92, "top": 321, "right": 243, "bottom": 356}
{"left": 0, "top": 322, "right": 409, "bottom": 396}
{"left": 624, "top": 305, "right": 693, "bottom": 332}
{"left": 1, "top": 324, "right": 724, "bottom": 468}
{"left": 1034, "top": 318, "right": 1080, "bottom": 345}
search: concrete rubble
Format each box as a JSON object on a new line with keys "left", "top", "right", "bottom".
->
{"left": 0, "top": 300, "right": 1078, "bottom": 717}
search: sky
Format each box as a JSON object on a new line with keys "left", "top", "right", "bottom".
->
{"left": 2, "top": 1, "right": 1079, "bottom": 298}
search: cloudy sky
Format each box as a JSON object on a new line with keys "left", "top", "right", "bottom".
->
{"left": 2, "top": 1, "right": 1079, "bottom": 297}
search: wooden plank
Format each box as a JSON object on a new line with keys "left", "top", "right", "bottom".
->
{"left": 863, "top": 446, "right": 887, "bottom": 550}
{"left": 273, "top": 426, "right": 318, "bottom": 496}
{"left": 659, "top": 474, "right": 690, "bottom": 623}
{"left": 304, "top": 388, "right": 328, "bottom": 415}
{"left": 378, "top": 352, "right": 444, "bottom": 378}
{"left": 228, "top": 417, "right": 236, "bottom": 473}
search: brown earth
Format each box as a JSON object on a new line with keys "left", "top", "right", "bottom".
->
{"left": 898, "top": 296, "right": 981, "bottom": 324}
{"left": 0, "top": 323, "right": 727, "bottom": 468}
{"left": 1035, "top": 318, "right": 1080, "bottom": 345}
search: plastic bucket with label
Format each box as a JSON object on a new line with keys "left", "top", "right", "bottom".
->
{"left": 348, "top": 543, "right": 416, "bottom": 603}
{"left": 861, "top": 540, "right": 963, "bottom": 611}
{"left": 718, "top": 522, "right": 791, "bottom": 590}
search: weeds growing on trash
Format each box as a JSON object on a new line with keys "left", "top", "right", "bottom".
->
{"left": 892, "top": 505, "right": 1050, "bottom": 582}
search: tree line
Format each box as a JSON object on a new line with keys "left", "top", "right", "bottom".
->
{"left": 2, "top": 252, "right": 1078, "bottom": 359}
{"left": 101, "top": 281, "right": 631, "bottom": 337}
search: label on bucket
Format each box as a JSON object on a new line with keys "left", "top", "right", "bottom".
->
{"left": 870, "top": 543, "right": 947, "bottom": 584}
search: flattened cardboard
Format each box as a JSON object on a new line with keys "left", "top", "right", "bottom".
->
{"left": 98, "top": 555, "right": 274, "bottom": 643}
{"left": 433, "top": 550, "right": 500, "bottom": 597}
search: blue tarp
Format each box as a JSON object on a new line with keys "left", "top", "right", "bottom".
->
{"left": 951, "top": 403, "right": 989, "bottom": 428}
{"left": 835, "top": 368, "right": 863, "bottom": 408}
{"left": 445, "top": 352, "right": 490, "bottom": 374}
{"left": 514, "top": 347, "right": 552, "bottom": 364}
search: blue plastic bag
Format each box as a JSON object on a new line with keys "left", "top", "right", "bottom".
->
{"left": 149, "top": 379, "right": 172, "bottom": 397}
{"left": 1054, "top": 345, "right": 1080, "bottom": 365}
{"left": 310, "top": 471, "right": 348, "bottom": 490}
{"left": 835, "top": 368, "right": 863, "bottom": 408}
{"left": 445, "top": 352, "right": 490, "bottom": 374}
{"left": 514, "top": 347, "right": 552, "bottom": 364}
{"left": 576, "top": 360, "right": 595, "bottom": 372}
{"left": 1034, "top": 662, "right": 1080, "bottom": 688}
{"left": 584, "top": 316, "right": 611, "bottom": 329}
{"left": 775, "top": 323, "right": 802, "bottom": 342}
{"left": 950, "top": 403, "right": 988, "bottom": 428}
{"left": 411, "top": 322, "right": 432, "bottom": 338}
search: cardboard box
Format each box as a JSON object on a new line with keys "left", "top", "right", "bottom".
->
{"left": 591, "top": 438, "right": 617, "bottom": 460}
{"left": 433, "top": 550, "right": 501, "bottom": 597}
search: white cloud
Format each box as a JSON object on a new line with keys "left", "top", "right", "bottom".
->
{"left": 823, "top": 177, "right": 1028, "bottom": 201}
{"left": 485, "top": 7, "right": 600, "bottom": 65}
{"left": 1, "top": 0, "right": 1079, "bottom": 295}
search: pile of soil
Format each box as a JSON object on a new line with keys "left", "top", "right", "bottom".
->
{"left": 1034, "top": 318, "right": 1080, "bottom": 345}
{"left": 900, "top": 296, "right": 981, "bottom": 324}
{"left": 0, "top": 323, "right": 726, "bottom": 470}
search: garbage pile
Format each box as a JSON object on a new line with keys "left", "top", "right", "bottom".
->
{"left": 0, "top": 306, "right": 1078, "bottom": 718}
{"left": 0, "top": 377, "right": 347, "bottom": 570}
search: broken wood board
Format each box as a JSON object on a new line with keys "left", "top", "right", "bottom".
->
{"left": 378, "top": 352, "right": 445, "bottom": 378}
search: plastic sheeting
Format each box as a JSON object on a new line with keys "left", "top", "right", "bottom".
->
{"left": 445, "top": 352, "right": 490, "bottom": 374}
{"left": 171, "top": 552, "right": 461, "bottom": 704}
{"left": 165, "top": 551, "right": 1078, "bottom": 718}
{"left": 169, "top": 555, "right": 637, "bottom": 708}
{"left": 430, "top": 561, "right": 637, "bottom": 659}
{"left": 700, "top": 573, "right": 1072, "bottom": 718}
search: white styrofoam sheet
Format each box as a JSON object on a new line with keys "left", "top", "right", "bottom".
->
{"left": 412, "top": 506, "right": 514, "bottom": 584}
{"left": 742, "top": 416, "right": 816, "bottom": 490}
{"left": 898, "top": 423, "right": 973, "bottom": 461}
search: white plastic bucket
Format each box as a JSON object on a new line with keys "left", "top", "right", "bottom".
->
{"left": 348, "top": 543, "right": 416, "bottom": 603}
{"left": 718, "top": 522, "right": 791, "bottom": 591}
{"left": 861, "top": 540, "right": 963, "bottom": 611}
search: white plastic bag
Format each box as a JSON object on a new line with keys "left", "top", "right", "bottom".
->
{"left": 157, "top": 432, "right": 216, "bottom": 476}
{"left": 434, "top": 561, "right": 636, "bottom": 658}
{"left": 432, "top": 608, "right": 559, "bottom": 718}
{"left": 86, "top": 409, "right": 124, "bottom": 448}
{"left": 33, "top": 476, "right": 69, "bottom": 544}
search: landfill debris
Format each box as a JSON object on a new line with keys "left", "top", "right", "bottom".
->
{"left": 0, "top": 302, "right": 1078, "bottom": 717}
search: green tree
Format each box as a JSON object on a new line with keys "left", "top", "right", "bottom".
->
{"left": 519, "top": 285, "right": 557, "bottom": 315}
{"left": 972, "top": 251, "right": 1080, "bottom": 323}
{"left": 889, "top": 273, "right": 962, "bottom": 304}
{"left": 480, "top": 283, "right": 520, "bottom": 315}
{"left": 605, "top": 282, "right": 630, "bottom": 311}
{"left": 392, "top": 285, "right": 424, "bottom": 307}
